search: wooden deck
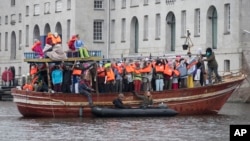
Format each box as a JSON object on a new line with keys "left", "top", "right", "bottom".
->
{"left": 24, "top": 56, "right": 102, "bottom": 63}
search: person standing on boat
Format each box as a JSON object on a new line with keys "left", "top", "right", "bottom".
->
{"left": 140, "top": 59, "right": 153, "bottom": 92}
{"left": 97, "top": 61, "right": 106, "bottom": 93}
{"left": 203, "top": 47, "right": 222, "bottom": 84}
{"left": 133, "top": 62, "right": 142, "bottom": 93}
{"left": 51, "top": 65, "right": 63, "bottom": 92}
{"left": 114, "top": 61, "right": 124, "bottom": 93}
{"left": 113, "top": 93, "right": 130, "bottom": 109}
{"left": 79, "top": 75, "right": 94, "bottom": 106}
{"left": 186, "top": 52, "right": 197, "bottom": 88}
{"left": 153, "top": 60, "right": 164, "bottom": 91}
{"left": 123, "top": 61, "right": 134, "bottom": 92}
{"left": 62, "top": 64, "right": 73, "bottom": 93}
{"left": 133, "top": 91, "right": 153, "bottom": 108}
{"left": 195, "top": 48, "right": 206, "bottom": 86}
{"left": 104, "top": 62, "right": 115, "bottom": 93}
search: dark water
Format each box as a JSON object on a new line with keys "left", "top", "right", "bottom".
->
{"left": 0, "top": 102, "right": 250, "bottom": 141}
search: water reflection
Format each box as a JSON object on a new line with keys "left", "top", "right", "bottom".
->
{"left": 0, "top": 102, "right": 250, "bottom": 141}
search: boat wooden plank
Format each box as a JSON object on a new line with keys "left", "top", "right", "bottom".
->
{"left": 24, "top": 56, "right": 102, "bottom": 63}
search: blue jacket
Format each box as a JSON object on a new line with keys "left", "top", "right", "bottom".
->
{"left": 51, "top": 69, "right": 63, "bottom": 84}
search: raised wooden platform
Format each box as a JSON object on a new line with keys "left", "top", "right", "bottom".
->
{"left": 24, "top": 56, "right": 102, "bottom": 63}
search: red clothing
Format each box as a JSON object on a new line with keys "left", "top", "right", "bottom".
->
{"left": 2, "top": 70, "right": 13, "bottom": 82}
{"left": 134, "top": 80, "right": 141, "bottom": 92}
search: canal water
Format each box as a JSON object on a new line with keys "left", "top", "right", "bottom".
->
{"left": 0, "top": 101, "right": 250, "bottom": 141}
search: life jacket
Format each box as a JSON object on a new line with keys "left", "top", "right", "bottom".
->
{"left": 155, "top": 65, "right": 164, "bottom": 73}
{"left": 134, "top": 68, "right": 141, "bottom": 75}
{"left": 164, "top": 65, "right": 173, "bottom": 76}
{"left": 116, "top": 66, "right": 123, "bottom": 74}
{"left": 22, "top": 83, "right": 33, "bottom": 91}
{"left": 46, "top": 33, "right": 53, "bottom": 45}
{"left": 173, "top": 70, "right": 180, "bottom": 76}
{"left": 51, "top": 35, "right": 61, "bottom": 45}
{"left": 68, "top": 35, "right": 77, "bottom": 51}
{"left": 30, "top": 66, "right": 38, "bottom": 75}
{"left": 125, "top": 65, "right": 134, "bottom": 73}
{"left": 141, "top": 63, "right": 152, "bottom": 73}
{"left": 31, "top": 41, "right": 41, "bottom": 51}
{"left": 106, "top": 69, "right": 115, "bottom": 81}
{"left": 97, "top": 67, "right": 105, "bottom": 77}
{"left": 72, "top": 68, "right": 82, "bottom": 75}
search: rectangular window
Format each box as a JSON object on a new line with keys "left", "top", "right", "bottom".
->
{"left": 55, "top": 0, "right": 62, "bottom": 12}
{"left": 224, "top": 60, "right": 230, "bottom": 72}
{"left": 131, "top": 0, "right": 139, "bottom": 7}
{"left": 111, "top": 0, "right": 115, "bottom": 10}
{"left": 25, "top": 25, "right": 29, "bottom": 47}
{"left": 19, "top": 30, "right": 22, "bottom": 50}
{"left": 34, "top": 4, "right": 40, "bottom": 16}
{"left": 166, "top": 0, "right": 176, "bottom": 5}
{"left": 155, "top": 0, "right": 161, "bottom": 4}
{"left": 11, "top": 0, "right": 15, "bottom": 6}
{"left": 122, "top": 0, "right": 126, "bottom": 8}
{"left": 224, "top": 4, "right": 230, "bottom": 33}
{"left": 11, "top": 14, "right": 16, "bottom": 25}
{"left": 67, "top": 19, "right": 71, "bottom": 41}
{"left": 144, "top": 15, "right": 148, "bottom": 40}
{"left": 44, "top": 2, "right": 50, "bottom": 14}
{"left": 67, "top": 0, "right": 71, "bottom": 10}
{"left": 0, "top": 16, "right": 1, "bottom": 25}
{"left": 111, "top": 20, "right": 115, "bottom": 43}
{"left": 5, "top": 16, "right": 8, "bottom": 25}
{"left": 18, "top": 13, "right": 22, "bottom": 23}
{"left": 18, "top": 67, "right": 22, "bottom": 79}
{"left": 26, "top": 6, "right": 29, "bottom": 16}
{"left": 5, "top": 32, "right": 8, "bottom": 51}
{"left": 94, "top": 0, "right": 103, "bottom": 9}
{"left": 155, "top": 14, "right": 161, "bottom": 39}
{"left": 181, "top": 10, "right": 186, "bottom": 36}
{"left": 93, "top": 20, "right": 103, "bottom": 41}
{"left": 144, "top": 0, "right": 149, "bottom": 5}
{"left": 194, "top": 8, "right": 200, "bottom": 36}
{"left": 121, "top": 18, "right": 126, "bottom": 42}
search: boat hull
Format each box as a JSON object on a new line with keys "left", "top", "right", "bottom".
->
{"left": 11, "top": 74, "right": 245, "bottom": 118}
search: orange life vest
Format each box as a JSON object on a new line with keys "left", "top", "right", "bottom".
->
{"left": 134, "top": 68, "right": 141, "bottom": 74}
{"left": 106, "top": 69, "right": 115, "bottom": 81}
{"left": 164, "top": 65, "right": 173, "bottom": 76}
{"left": 51, "top": 35, "right": 61, "bottom": 45}
{"left": 22, "top": 84, "right": 34, "bottom": 91}
{"left": 125, "top": 65, "right": 134, "bottom": 73}
{"left": 116, "top": 66, "right": 123, "bottom": 74}
{"left": 72, "top": 68, "right": 82, "bottom": 75}
{"left": 30, "top": 66, "right": 38, "bottom": 75}
{"left": 97, "top": 67, "right": 105, "bottom": 77}
{"left": 173, "top": 70, "right": 180, "bottom": 76}
{"left": 141, "top": 63, "right": 152, "bottom": 73}
{"left": 155, "top": 65, "right": 164, "bottom": 73}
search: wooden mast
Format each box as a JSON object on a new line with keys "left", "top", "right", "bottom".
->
{"left": 45, "top": 62, "right": 52, "bottom": 92}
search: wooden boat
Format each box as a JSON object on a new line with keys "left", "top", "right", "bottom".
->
{"left": 91, "top": 106, "right": 178, "bottom": 117}
{"left": 11, "top": 57, "right": 246, "bottom": 118}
